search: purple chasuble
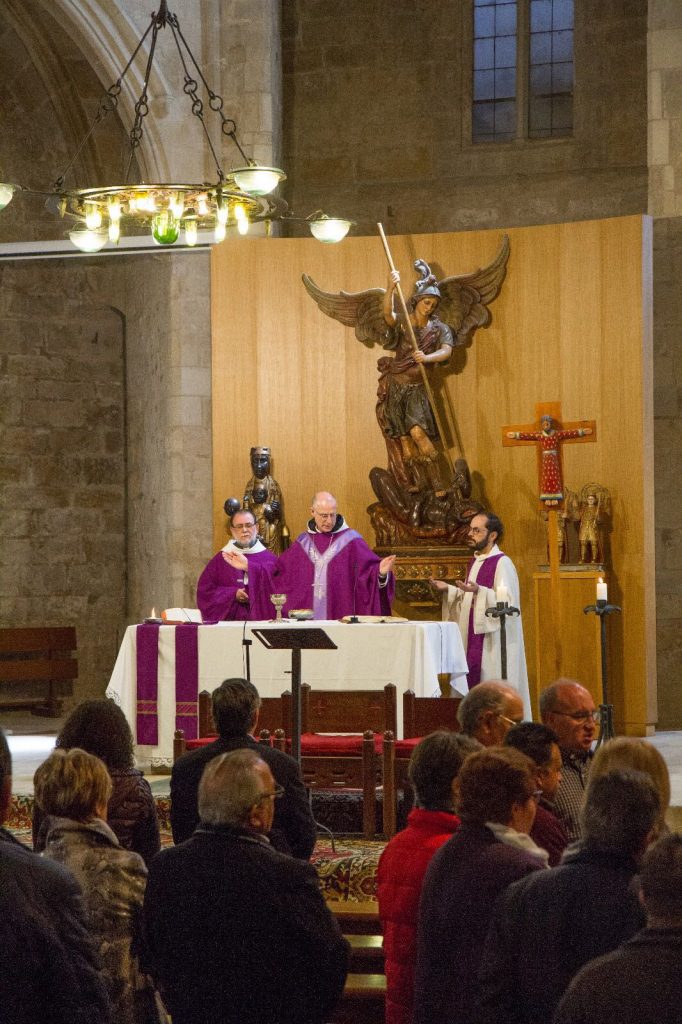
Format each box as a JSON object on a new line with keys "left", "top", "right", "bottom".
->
{"left": 259, "top": 528, "right": 394, "bottom": 619}
{"left": 197, "top": 547, "right": 277, "bottom": 622}
{"left": 465, "top": 552, "right": 503, "bottom": 688}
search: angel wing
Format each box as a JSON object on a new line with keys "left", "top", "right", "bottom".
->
{"left": 299, "top": 272, "right": 385, "bottom": 348}
{"left": 302, "top": 274, "right": 387, "bottom": 347}
{"left": 437, "top": 235, "right": 510, "bottom": 345}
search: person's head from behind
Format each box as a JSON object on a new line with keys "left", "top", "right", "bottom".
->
{"left": 581, "top": 769, "right": 660, "bottom": 862}
{"left": 56, "top": 698, "right": 135, "bottom": 771}
{"left": 34, "top": 748, "right": 113, "bottom": 823}
{"left": 456, "top": 747, "right": 539, "bottom": 834}
{"left": 589, "top": 737, "right": 670, "bottom": 837}
{"left": 0, "top": 727, "right": 11, "bottom": 824}
{"left": 639, "top": 833, "right": 682, "bottom": 927}
{"left": 198, "top": 749, "right": 279, "bottom": 833}
{"left": 504, "top": 722, "right": 563, "bottom": 802}
{"left": 408, "top": 731, "right": 481, "bottom": 812}
{"left": 539, "top": 678, "right": 597, "bottom": 753}
{"left": 212, "top": 678, "right": 261, "bottom": 738}
{"left": 457, "top": 682, "right": 524, "bottom": 746}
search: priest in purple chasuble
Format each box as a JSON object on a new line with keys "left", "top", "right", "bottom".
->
{"left": 431, "top": 511, "right": 531, "bottom": 718}
{"left": 231, "top": 491, "right": 396, "bottom": 619}
{"left": 197, "top": 507, "right": 277, "bottom": 622}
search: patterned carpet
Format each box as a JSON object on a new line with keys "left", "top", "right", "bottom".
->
{"left": 7, "top": 795, "right": 384, "bottom": 903}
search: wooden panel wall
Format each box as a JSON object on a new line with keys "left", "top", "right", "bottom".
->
{"left": 211, "top": 215, "right": 655, "bottom": 734}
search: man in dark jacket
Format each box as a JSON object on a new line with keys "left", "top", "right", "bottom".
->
{"left": 504, "top": 721, "right": 568, "bottom": 866}
{"left": 478, "top": 769, "right": 660, "bottom": 1024}
{"left": 553, "top": 832, "right": 682, "bottom": 1024}
{"left": 170, "top": 676, "right": 316, "bottom": 858}
{"left": 0, "top": 727, "right": 112, "bottom": 1024}
{"left": 145, "top": 748, "right": 349, "bottom": 1024}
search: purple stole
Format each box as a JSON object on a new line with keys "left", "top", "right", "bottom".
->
{"left": 298, "top": 530, "right": 360, "bottom": 618}
{"left": 135, "top": 623, "right": 200, "bottom": 745}
{"left": 465, "top": 552, "right": 503, "bottom": 688}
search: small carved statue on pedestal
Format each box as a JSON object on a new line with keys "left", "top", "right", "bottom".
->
{"left": 570, "top": 484, "right": 611, "bottom": 565}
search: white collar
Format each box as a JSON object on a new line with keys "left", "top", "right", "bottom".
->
{"left": 474, "top": 543, "right": 502, "bottom": 561}
{"left": 221, "top": 538, "right": 267, "bottom": 555}
{"left": 307, "top": 515, "right": 348, "bottom": 535}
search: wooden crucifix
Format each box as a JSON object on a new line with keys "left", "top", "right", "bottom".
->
{"left": 502, "top": 402, "right": 597, "bottom": 667}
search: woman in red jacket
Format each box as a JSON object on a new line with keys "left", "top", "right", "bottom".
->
{"left": 377, "top": 731, "right": 480, "bottom": 1024}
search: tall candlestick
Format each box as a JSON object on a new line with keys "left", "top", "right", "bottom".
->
{"left": 596, "top": 578, "right": 607, "bottom": 602}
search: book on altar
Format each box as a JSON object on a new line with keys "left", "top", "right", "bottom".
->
{"left": 339, "top": 614, "right": 408, "bottom": 624}
{"left": 161, "top": 608, "right": 203, "bottom": 623}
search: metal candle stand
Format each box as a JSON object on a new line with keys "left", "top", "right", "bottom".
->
{"left": 583, "top": 598, "right": 621, "bottom": 747}
{"left": 484, "top": 601, "right": 520, "bottom": 680}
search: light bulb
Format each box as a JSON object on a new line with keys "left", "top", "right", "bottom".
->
{"left": 184, "top": 219, "right": 198, "bottom": 246}
{"left": 108, "top": 200, "right": 122, "bottom": 222}
{"left": 214, "top": 221, "right": 226, "bottom": 243}
{"left": 309, "top": 216, "right": 353, "bottom": 243}
{"left": 85, "top": 204, "right": 102, "bottom": 230}
{"left": 237, "top": 215, "right": 249, "bottom": 236}
{"left": 69, "top": 227, "right": 108, "bottom": 253}
{"left": 232, "top": 165, "right": 286, "bottom": 196}
{"left": 216, "top": 205, "right": 228, "bottom": 226}
{"left": 169, "top": 194, "right": 184, "bottom": 218}
{"left": 0, "top": 182, "right": 16, "bottom": 210}
{"left": 151, "top": 211, "right": 180, "bottom": 245}
{"left": 108, "top": 219, "right": 120, "bottom": 243}
{"left": 197, "top": 194, "right": 209, "bottom": 217}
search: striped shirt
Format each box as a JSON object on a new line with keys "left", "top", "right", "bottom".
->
{"left": 553, "top": 748, "right": 593, "bottom": 843}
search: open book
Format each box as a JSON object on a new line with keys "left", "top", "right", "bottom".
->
{"left": 161, "top": 608, "right": 203, "bottom": 623}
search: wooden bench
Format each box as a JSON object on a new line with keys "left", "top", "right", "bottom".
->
{"left": 330, "top": 900, "right": 386, "bottom": 1024}
{"left": 0, "top": 627, "right": 77, "bottom": 717}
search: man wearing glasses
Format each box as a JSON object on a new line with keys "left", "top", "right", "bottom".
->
{"left": 145, "top": 749, "right": 349, "bottom": 1024}
{"left": 197, "top": 507, "right": 277, "bottom": 622}
{"left": 233, "top": 490, "right": 396, "bottom": 619}
{"left": 431, "top": 512, "right": 530, "bottom": 718}
{"left": 539, "top": 678, "right": 598, "bottom": 842}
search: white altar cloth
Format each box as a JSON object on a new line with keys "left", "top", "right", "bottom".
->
{"left": 107, "top": 619, "right": 468, "bottom": 766}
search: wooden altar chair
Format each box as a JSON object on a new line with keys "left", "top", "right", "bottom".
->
{"left": 172, "top": 687, "right": 295, "bottom": 761}
{"left": 381, "top": 690, "right": 462, "bottom": 837}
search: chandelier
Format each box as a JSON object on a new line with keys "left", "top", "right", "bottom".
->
{"left": 0, "top": 2, "right": 353, "bottom": 253}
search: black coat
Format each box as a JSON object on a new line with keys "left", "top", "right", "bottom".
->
{"left": 143, "top": 823, "right": 349, "bottom": 1024}
{"left": 553, "top": 926, "right": 682, "bottom": 1024}
{"left": 413, "top": 821, "right": 544, "bottom": 1024}
{"left": 0, "top": 830, "right": 112, "bottom": 1024}
{"left": 478, "top": 843, "right": 646, "bottom": 1024}
{"left": 170, "top": 733, "right": 316, "bottom": 859}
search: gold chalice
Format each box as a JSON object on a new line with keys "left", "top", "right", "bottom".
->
{"left": 270, "top": 594, "right": 287, "bottom": 622}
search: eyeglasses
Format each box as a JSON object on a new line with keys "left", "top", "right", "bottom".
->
{"left": 499, "top": 714, "right": 524, "bottom": 727}
{"left": 469, "top": 527, "right": 489, "bottom": 535}
{"left": 233, "top": 522, "right": 256, "bottom": 530}
{"left": 552, "top": 710, "right": 599, "bottom": 722}
{"left": 255, "top": 784, "right": 284, "bottom": 804}
{"left": 313, "top": 511, "right": 337, "bottom": 519}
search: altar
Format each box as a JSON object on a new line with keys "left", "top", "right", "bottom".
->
{"left": 107, "top": 619, "right": 468, "bottom": 767}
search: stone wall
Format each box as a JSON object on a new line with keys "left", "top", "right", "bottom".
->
{"left": 649, "top": 1, "right": 682, "bottom": 728}
{"left": 281, "top": 0, "right": 648, "bottom": 234}
{"left": 0, "top": 258, "right": 127, "bottom": 698}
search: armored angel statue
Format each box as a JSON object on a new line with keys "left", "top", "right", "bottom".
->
{"left": 302, "top": 238, "right": 509, "bottom": 546}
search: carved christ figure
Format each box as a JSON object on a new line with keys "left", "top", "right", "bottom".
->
{"left": 506, "top": 415, "right": 593, "bottom": 506}
{"left": 303, "top": 238, "right": 510, "bottom": 500}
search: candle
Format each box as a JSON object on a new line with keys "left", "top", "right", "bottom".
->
{"left": 596, "top": 578, "right": 608, "bottom": 602}
{"left": 496, "top": 584, "right": 510, "bottom": 605}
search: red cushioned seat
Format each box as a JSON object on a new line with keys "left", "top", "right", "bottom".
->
{"left": 393, "top": 737, "right": 422, "bottom": 757}
{"left": 299, "top": 732, "right": 385, "bottom": 756}
{"left": 185, "top": 737, "right": 217, "bottom": 752}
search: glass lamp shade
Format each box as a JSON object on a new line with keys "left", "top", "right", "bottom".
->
{"left": 68, "top": 226, "right": 108, "bottom": 252}
{"left": 309, "top": 216, "right": 353, "bottom": 243}
{"left": 231, "top": 165, "right": 286, "bottom": 196}
{"left": 151, "top": 211, "right": 180, "bottom": 245}
{"left": 0, "top": 182, "right": 16, "bottom": 210}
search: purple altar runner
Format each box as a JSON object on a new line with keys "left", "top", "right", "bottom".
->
{"left": 135, "top": 623, "right": 200, "bottom": 744}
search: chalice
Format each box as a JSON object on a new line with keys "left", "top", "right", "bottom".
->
{"left": 270, "top": 594, "right": 287, "bottom": 622}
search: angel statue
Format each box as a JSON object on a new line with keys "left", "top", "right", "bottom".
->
{"left": 566, "top": 483, "right": 611, "bottom": 564}
{"left": 303, "top": 238, "right": 509, "bottom": 545}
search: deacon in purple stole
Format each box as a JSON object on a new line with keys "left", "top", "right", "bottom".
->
{"left": 432, "top": 511, "right": 530, "bottom": 717}
{"left": 244, "top": 491, "right": 396, "bottom": 620}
